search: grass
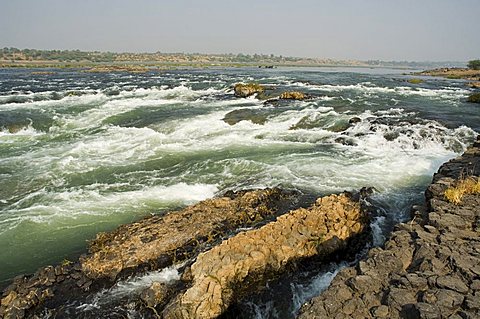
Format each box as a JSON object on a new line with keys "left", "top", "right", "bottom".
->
{"left": 444, "top": 176, "right": 480, "bottom": 204}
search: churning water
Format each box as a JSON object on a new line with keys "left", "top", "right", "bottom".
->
{"left": 0, "top": 67, "right": 478, "bottom": 302}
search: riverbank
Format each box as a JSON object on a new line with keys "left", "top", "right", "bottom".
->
{"left": 299, "top": 135, "right": 480, "bottom": 319}
{"left": 414, "top": 68, "right": 480, "bottom": 88}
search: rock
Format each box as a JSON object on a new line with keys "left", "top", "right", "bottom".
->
{"left": 468, "top": 81, "right": 480, "bottom": 89}
{"left": 298, "top": 140, "right": 480, "bottom": 319}
{"left": 349, "top": 117, "right": 361, "bottom": 124}
{"left": 223, "top": 109, "right": 269, "bottom": 125}
{"left": 436, "top": 275, "right": 469, "bottom": 294}
{"left": 140, "top": 282, "right": 172, "bottom": 308}
{"left": 371, "top": 305, "right": 389, "bottom": 317}
{"left": 163, "top": 192, "right": 370, "bottom": 319}
{"left": 233, "top": 83, "right": 265, "bottom": 98}
{"left": 467, "top": 93, "right": 480, "bottom": 103}
{"left": 413, "top": 302, "right": 441, "bottom": 319}
{"left": 279, "top": 91, "right": 308, "bottom": 100}
{"left": 81, "top": 188, "right": 297, "bottom": 280}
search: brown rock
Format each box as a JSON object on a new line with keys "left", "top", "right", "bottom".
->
{"left": 436, "top": 276, "right": 469, "bottom": 294}
{"left": 81, "top": 188, "right": 296, "bottom": 280}
{"left": 279, "top": 91, "right": 307, "bottom": 100}
{"left": 371, "top": 305, "right": 389, "bottom": 317}
{"left": 233, "top": 83, "right": 265, "bottom": 98}
{"left": 163, "top": 193, "right": 369, "bottom": 319}
{"left": 141, "top": 282, "right": 172, "bottom": 308}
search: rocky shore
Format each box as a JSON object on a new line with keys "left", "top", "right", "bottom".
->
{"left": 413, "top": 68, "right": 480, "bottom": 90}
{"left": 299, "top": 135, "right": 480, "bottom": 319}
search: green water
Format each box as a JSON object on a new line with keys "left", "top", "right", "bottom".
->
{"left": 0, "top": 67, "right": 478, "bottom": 286}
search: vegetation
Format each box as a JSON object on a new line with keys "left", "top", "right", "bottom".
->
{"left": 444, "top": 176, "right": 480, "bottom": 204}
{"left": 468, "top": 59, "right": 480, "bottom": 70}
{"left": 407, "top": 78, "right": 423, "bottom": 84}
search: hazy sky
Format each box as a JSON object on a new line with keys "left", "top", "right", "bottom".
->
{"left": 1, "top": 0, "right": 479, "bottom": 61}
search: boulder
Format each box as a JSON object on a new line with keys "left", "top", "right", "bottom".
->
{"left": 233, "top": 83, "right": 265, "bottom": 98}
{"left": 468, "top": 82, "right": 480, "bottom": 89}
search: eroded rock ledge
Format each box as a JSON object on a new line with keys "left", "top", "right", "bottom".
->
{"left": 0, "top": 185, "right": 374, "bottom": 319}
{"left": 0, "top": 188, "right": 299, "bottom": 319}
{"left": 298, "top": 136, "right": 480, "bottom": 319}
{"left": 162, "top": 192, "right": 370, "bottom": 319}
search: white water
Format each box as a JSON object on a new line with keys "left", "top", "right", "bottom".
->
{"left": 0, "top": 67, "right": 478, "bottom": 317}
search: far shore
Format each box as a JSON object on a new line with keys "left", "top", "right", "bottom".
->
{"left": 0, "top": 60, "right": 422, "bottom": 72}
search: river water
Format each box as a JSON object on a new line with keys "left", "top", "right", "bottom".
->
{"left": 0, "top": 67, "right": 478, "bottom": 312}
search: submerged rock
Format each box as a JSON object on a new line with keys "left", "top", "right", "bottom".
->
{"left": 349, "top": 117, "right": 362, "bottom": 124}
{"left": 223, "top": 109, "right": 269, "bottom": 125}
{"left": 298, "top": 136, "right": 480, "bottom": 319}
{"left": 233, "top": 83, "right": 265, "bottom": 98}
{"left": 162, "top": 192, "right": 370, "bottom": 319}
{"left": 467, "top": 92, "right": 480, "bottom": 103}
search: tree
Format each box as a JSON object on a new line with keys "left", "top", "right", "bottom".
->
{"left": 467, "top": 60, "right": 480, "bottom": 70}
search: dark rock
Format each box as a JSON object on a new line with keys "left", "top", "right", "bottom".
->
{"left": 349, "top": 117, "right": 361, "bottom": 124}
{"left": 140, "top": 282, "right": 172, "bottom": 308}
{"left": 223, "top": 109, "right": 269, "bottom": 125}
{"left": 413, "top": 302, "right": 441, "bottom": 319}
{"left": 298, "top": 140, "right": 480, "bottom": 319}
{"left": 434, "top": 289, "right": 464, "bottom": 309}
{"left": 467, "top": 93, "right": 480, "bottom": 103}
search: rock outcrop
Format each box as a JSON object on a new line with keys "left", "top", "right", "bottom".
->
{"left": 0, "top": 188, "right": 299, "bottom": 319}
{"left": 298, "top": 136, "right": 480, "bottom": 319}
{"left": 162, "top": 192, "right": 370, "bottom": 319}
{"left": 82, "top": 188, "right": 297, "bottom": 280}
{"left": 233, "top": 83, "right": 265, "bottom": 98}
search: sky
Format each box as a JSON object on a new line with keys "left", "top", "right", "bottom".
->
{"left": 1, "top": 0, "right": 479, "bottom": 61}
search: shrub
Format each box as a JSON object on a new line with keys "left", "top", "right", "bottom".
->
{"left": 467, "top": 59, "right": 480, "bottom": 70}
{"left": 408, "top": 78, "right": 423, "bottom": 84}
{"left": 444, "top": 176, "right": 480, "bottom": 204}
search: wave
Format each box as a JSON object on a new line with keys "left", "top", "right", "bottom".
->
{"left": 289, "top": 81, "right": 469, "bottom": 100}
{"left": 0, "top": 124, "right": 45, "bottom": 137}
{"left": 0, "top": 182, "right": 218, "bottom": 234}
